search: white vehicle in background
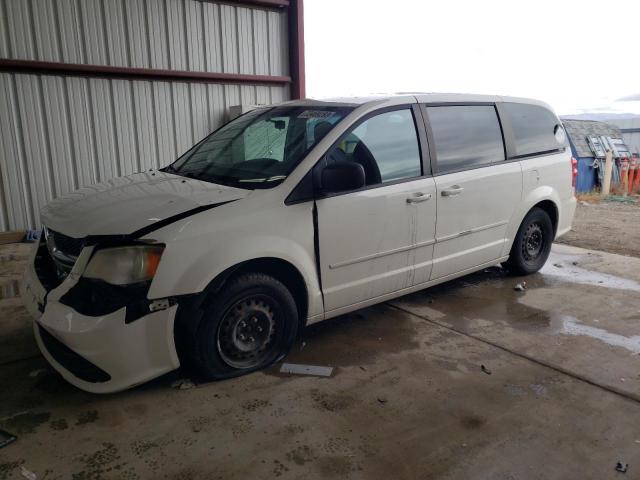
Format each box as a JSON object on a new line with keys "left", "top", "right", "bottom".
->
{"left": 22, "top": 93, "right": 576, "bottom": 393}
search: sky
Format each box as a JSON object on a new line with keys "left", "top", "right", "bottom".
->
{"left": 304, "top": 0, "right": 640, "bottom": 116}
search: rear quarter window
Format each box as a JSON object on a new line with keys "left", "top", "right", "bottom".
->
{"left": 502, "top": 103, "right": 562, "bottom": 157}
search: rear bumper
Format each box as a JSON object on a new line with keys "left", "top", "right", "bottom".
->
{"left": 22, "top": 245, "right": 180, "bottom": 394}
{"left": 556, "top": 195, "right": 577, "bottom": 239}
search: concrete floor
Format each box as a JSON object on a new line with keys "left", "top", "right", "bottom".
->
{"left": 1, "top": 243, "right": 639, "bottom": 479}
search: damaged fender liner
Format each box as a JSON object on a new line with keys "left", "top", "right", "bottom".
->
{"left": 59, "top": 277, "right": 157, "bottom": 323}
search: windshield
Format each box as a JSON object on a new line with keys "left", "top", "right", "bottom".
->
{"left": 165, "top": 105, "right": 353, "bottom": 189}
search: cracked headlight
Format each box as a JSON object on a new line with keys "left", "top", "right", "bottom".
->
{"left": 83, "top": 245, "right": 164, "bottom": 286}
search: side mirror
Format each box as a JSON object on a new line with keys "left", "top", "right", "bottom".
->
{"left": 320, "top": 162, "right": 366, "bottom": 194}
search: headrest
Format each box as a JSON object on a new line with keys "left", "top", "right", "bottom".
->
{"left": 314, "top": 121, "right": 333, "bottom": 142}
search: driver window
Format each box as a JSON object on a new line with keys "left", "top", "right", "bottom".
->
{"left": 327, "top": 109, "right": 422, "bottom": 186}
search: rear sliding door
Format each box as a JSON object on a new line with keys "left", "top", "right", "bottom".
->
{"left": 423, "top": 104, "right": 522, "bottom": 280}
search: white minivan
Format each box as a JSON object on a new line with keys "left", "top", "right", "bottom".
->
{"left": 23, "top": 93, "right": 576, "bottom": 393}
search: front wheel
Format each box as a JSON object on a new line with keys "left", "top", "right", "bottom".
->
{"left": 191, "top": 273, "right": 299, "bottom": 380}
{"left": 504, "top": 207, "right": 554, "bottom": 275}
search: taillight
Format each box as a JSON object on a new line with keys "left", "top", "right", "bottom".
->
{"left": 571, "top": 157, "right": 578, "bottom": 188}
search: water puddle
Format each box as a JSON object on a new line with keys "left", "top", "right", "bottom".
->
{"left": 558, "top": 315, "right": 640, "bottom": 354}
{"left": 540, "top": 253, "right": 640, "bottom": 292}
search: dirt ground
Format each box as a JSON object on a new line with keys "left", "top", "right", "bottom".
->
{"left": 558, "top": 199, "right": 640, "bottom": 258}
{"left": 2, "top": 242, "right": 640, "bottom": 479}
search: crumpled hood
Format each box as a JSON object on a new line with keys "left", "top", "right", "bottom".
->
{"left": 40, "top": 171, "right": 250, "bottom": 237}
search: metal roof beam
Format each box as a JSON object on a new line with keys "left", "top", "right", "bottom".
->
{"left": 0, "top": 59, "right": 292, "bottom": 86}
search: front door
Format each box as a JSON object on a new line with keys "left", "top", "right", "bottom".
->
{"left": 315, "top": 107, "right": 436, "bottom": 312}
{"left": 423, "top": 104, "right": 522, "bottom": 279}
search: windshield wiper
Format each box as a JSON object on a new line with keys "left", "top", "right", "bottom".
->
{"left": 161, "top": 164, "right": 178, "bottom": 174}
{"left": 162, "top": 166, "right": 285, "bottom": 189}
{"left": 237, "top": 175, "right": 287, "bottom": 183}
{"left": 184, "top": 172, "right": 252, "bottom": 190}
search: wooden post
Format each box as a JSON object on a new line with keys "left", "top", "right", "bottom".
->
{"left": 602, "top": 149, "right": 613, "bottom": 196}
{"left": 621, "top": 158, "right": 629, "bottom": 197}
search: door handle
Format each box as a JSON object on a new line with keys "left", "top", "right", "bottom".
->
{"left": 406, "top": 192, "right": 432, "bottom": 204}
{"left": 441, "top": 185, "right": 464, "bottom": 197}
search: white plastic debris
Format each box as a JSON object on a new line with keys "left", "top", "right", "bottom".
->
{"left": 170, "top": 378, "right": 196, "bottom": 390}
{"left": 280, "top": 363, "right": 333, "bottom": 377}
{"left": 514, "top": 282, "right": 527, "bottom": 291}
{"left": 20, "top": 466, "right": 37, "bottom": 480}
{"left": 28, "top": 369, "right": 46, "bottom": 378}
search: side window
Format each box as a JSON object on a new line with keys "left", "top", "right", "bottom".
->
{"left": 327, "top": 109, "right": 422, "bottom": 186}
{"left": 501, "top": 103, "right": 562, "bottom": 157}
{"left": 427, "top": 105, "right": 505, "bottom": 174}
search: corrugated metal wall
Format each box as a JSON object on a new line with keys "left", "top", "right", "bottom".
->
{"left": 0, "top": 0, "right": 291, "bottom": 231}
{"left": 607, "top": 118, "right": 640, "bottom": 156}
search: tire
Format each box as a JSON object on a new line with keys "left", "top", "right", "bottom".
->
{"left": 504, "top": 207, "right": 554, "bottom": 275}
{"left": 190, "top": 273, "right": 299, "bottom": 380}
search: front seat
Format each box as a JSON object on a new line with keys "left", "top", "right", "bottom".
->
{"left": 314, "top": 121, "right": 333, "bottom": 143}
{"left": 352, "top": 141, "right": 381, "bottom": 185}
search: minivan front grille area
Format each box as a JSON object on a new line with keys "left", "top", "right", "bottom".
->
{"left": 37, "top": 324, "right": 111, "bottom": 383}
{"left": 49, "top": 230, "right": 84, "bottom": 257}
{"left": 34, "top": 243, "right": 64, "bottom": 292}
{"left": 43, "top": 228, "right": 83, "bottom": 276}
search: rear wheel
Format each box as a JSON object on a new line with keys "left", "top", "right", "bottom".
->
{"left": 505, "top": 207, "right": 554, "bottom": 275}
{"left": 191, "top": 273, "right": 298, "bottom": 380}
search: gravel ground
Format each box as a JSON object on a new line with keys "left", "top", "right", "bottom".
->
{"left": 557, "top": 199, "right": 640, "bottom": 258}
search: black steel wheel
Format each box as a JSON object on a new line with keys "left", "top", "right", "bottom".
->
{"left": 189, "top": 273, "right": 299, "bottom": 380}
{"left": 505, "top": 207, "right": 554, "bottom": 275}
{"left": 522, "top": 221, "right": 545, "bottom": 262}
{"left": 216, "top": 295, "right": 279, "bottom": 369}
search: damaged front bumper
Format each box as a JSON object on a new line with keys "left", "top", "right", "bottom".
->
{"left": 22, "top": 240, "right": 180, "bottom": 394}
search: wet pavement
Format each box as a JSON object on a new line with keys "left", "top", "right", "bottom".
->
{"left": 1, "top": 243, "right": 640, "bottom": 479}
{"left": 391, "top": 244, "right": 640, "bottom": 401}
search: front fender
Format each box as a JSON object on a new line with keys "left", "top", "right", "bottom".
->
{"left": 155, "top": 235, "right": 318, "bottom": 296}
{"left": 146, "top": 200, "right": 322, "bottom": 319}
